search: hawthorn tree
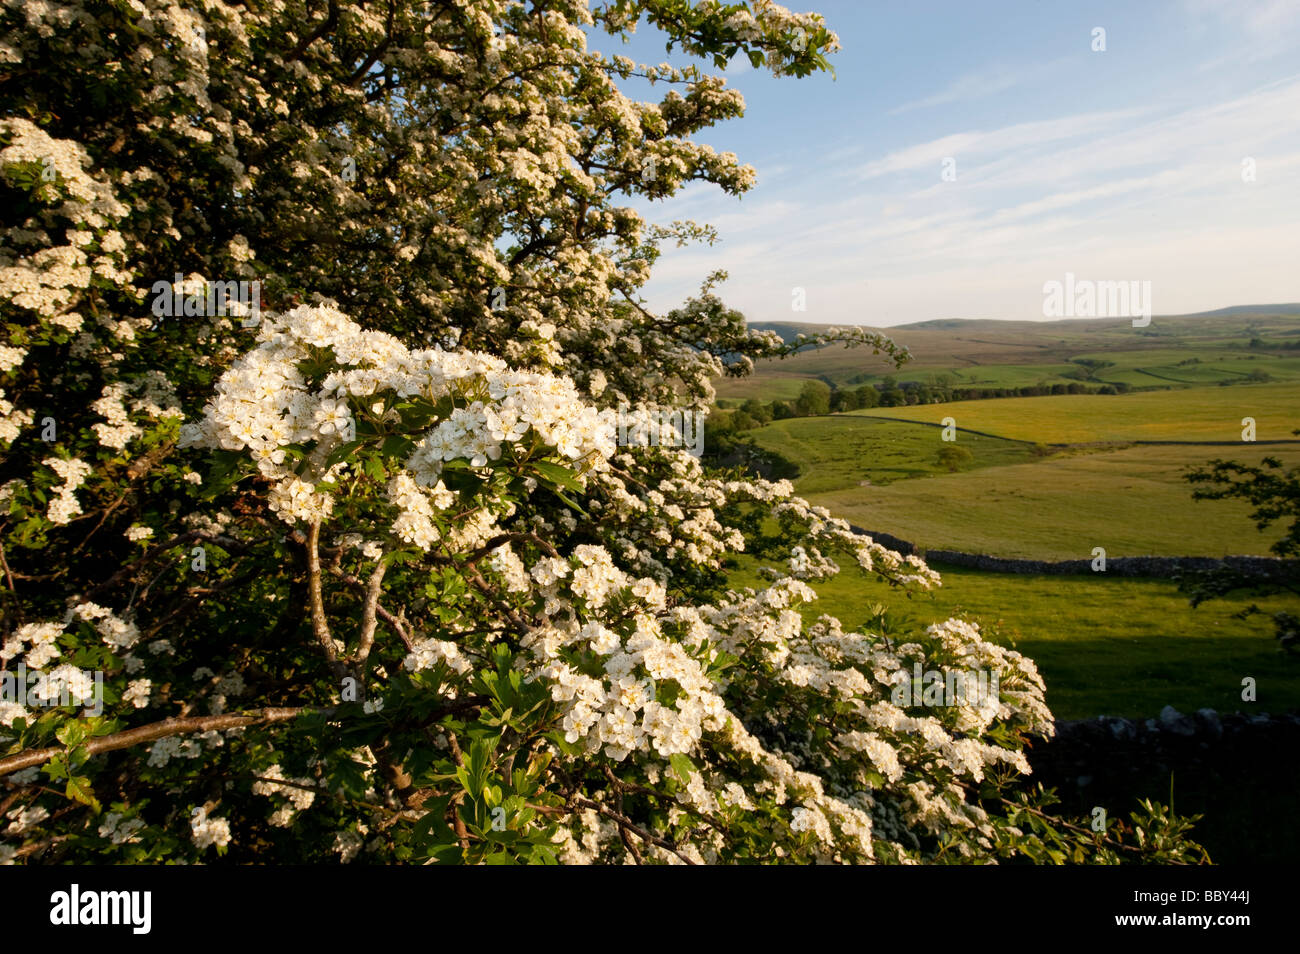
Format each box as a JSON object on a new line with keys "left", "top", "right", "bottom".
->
{"left": 1179, "top": 448, "right": 1300, "bottom": 654}
{"left": 0, "top": 0, "right": 1206, "bottom": 864}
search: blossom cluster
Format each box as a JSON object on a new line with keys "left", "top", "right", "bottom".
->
{"left": 183, "top": 304, "right": 618, "bottom": 537}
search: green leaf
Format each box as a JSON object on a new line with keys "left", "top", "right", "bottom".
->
{"left": 529, "top": 844, "right": 560, "bottom": 865}
{"left": 325, "top": 439, "right": 363, "bottom": 468}
{"left": 381, "top": 434, "right": 414, "bottom": 458}
{"left": 411, "top": 795, "right": 454, "bottom": 850}
{"left": 553, "top": 488, "right": 588, "bottom": 516}
{"left": 532, "top": 460, "right": 585, "bottom": 492}
{"left": 426, "top": 843, "right": 464, "bottom": 864}
{"left": 669, "top": 752, "right": 696, "bottom": 784}
{"left": 56, "top": 722, "right": 87, "bottom": 748}
{"left": 66, "top": 775, "right": 102, "bottom": 812}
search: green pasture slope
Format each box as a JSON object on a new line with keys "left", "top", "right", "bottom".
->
{"left": 726, "top": 558, "right": 1300, "bottom": 721}
{"left": 741, "top": 416, "right": 1037, "bottom": 494}
{"left": 742, "top": 412, "right": 1300, "bottom": 559}
{"left": 851, "top": 381, "right": 1300, "bottom": 443}
{"left": 813, "top": 441, "right": 1300, "bottom": 560}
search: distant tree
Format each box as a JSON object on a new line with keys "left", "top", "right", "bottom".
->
{"left": 1071, "top": 358, "right": 1115, "bottom": 380}
{"left": 831, "top": 388, "right": 861, "bottom": 412}
{"left": 1178, "top": 448, "right": 1300, "bottom": 652}
{"left": 771, "top": 400, "right": 797, "bottom": 420}
{"left": 855, "top": 384, "right": 880, "bottom": 408}
{"left": 732, "top": 409, "right": 757, "bottom": 430}
{"left": 936, "top": 446, "right": 974, "bottom": 472}
{"left": 795, "top": 379, "right": 832, "bottom": 417}
{"left": 741, "top": 399, "right": 773, "bottom": 425}
{"left": 709, "top": 410, "right": 737, "bottom": 437}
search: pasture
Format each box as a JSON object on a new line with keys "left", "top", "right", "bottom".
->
{"left": 850, "top": 381, "right": 1300, "bottom": 443}
{"left": 741, "top": 412, "right": 1300, "bottom": 559}
{"left": 725, "top": 558, "right": 1300, "bottom": 720}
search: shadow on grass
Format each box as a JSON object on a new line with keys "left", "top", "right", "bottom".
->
{"left": 1023, "top": 710, "right": 1300, "bottom": 864}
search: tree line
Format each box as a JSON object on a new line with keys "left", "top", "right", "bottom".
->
{"left": 725, "top": 376, "right": 1129, "bottom": 430}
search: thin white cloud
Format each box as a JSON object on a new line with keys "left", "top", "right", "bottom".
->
{"left": 856, "top": 108, "right": 1147, "bottom": 180}
{"left": 1188, "top": 0, "right": 1300, "bottom": 68}
{"left": 888, "top": 67, "right": 1022, "bottom": 115}
{"left": 1186, "top": 0, "right": 1300, "bottom": 36}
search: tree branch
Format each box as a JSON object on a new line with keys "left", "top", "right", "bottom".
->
{"left": 354, "top": 560, "right": 387, "bottom": 665}
{"left": 328, "top": 565, "right": 415, "bottom": 651}
{"left": 306, "top": 518, "right": 343, "bottom": 674}
{"left": 285, "top": 0, "right": 339, "bottom": 63}
{"left": 0, "top": 707, "right": 320, "bottom": 777}
{"left": 571, "top": 795, "right": 698, "bottom": 865}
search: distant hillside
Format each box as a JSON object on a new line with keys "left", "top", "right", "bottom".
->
{"left": 718, "top": 308, "right": 1300, "bottom": 402}
{"left": 1169, "top": 303, "right": 1300, "bottom": 318}
{"left": 749, "top": 304, "right": 1300, "bottom": 340}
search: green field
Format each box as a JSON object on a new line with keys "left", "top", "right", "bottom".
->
{"left": 726, "top": 559, "right": 1300, "bottom": 720}
{"left": 810, "top": 442, "right": 1300, "bottom": 559}
{"left": 721, "top": 313, "right": 1300, "bottom": 727}
{"left": 714, "top": 373, "right": 809, "bottom": 403}
{"left": 821, "top": 351, "right": 1300, "bottom": 392}
{"left": 1071, "top": 349, "right": 1300, "bottom": 388}
{"left": 741, "top": 415, "right": 1037, "bottom": 493}
{"left": 742, "top": 414, "right": 1300, "bottom": 559}
{"left": 851, "top": 382, "right": 1300, "bottom": 443}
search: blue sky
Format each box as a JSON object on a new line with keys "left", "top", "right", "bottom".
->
{"left": 596, "top": 0, "right": 1300, "bottom": 326}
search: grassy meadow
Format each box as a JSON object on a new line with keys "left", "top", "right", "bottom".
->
{"left": 726, "top": 558, "right": 1300, "bottom": 721}
{"left": 743, "top": 413, "right": 1300, "bottom": 559}
{"left": 850, "top": 380, "right": 1300, "bottom": 443}
{"left": 718, "top": 310, "right": 1300, "bottom": 723}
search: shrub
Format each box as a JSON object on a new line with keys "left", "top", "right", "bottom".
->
{"left": 936, "top": 445, "right": 975, "bottom": 472}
